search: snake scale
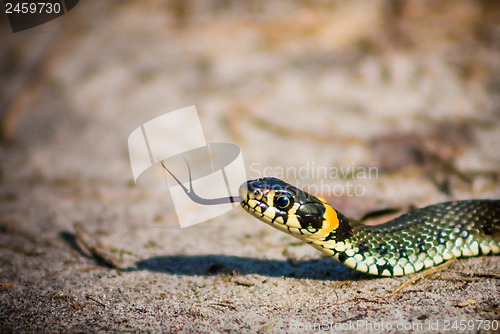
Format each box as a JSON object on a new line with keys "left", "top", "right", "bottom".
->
{"left": 162, "top": 162, "right": 500, "bottom": 277}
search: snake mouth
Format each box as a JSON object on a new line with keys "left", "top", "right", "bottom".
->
{"left": 238, "top": 180, "right": 264, "bottom": 212}
{"left": 239, "top": 178, "right": 283, "bottom": 224}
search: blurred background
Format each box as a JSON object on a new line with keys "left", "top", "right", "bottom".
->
{"left": 2, "top": 0, "right": 499, "bottom": 196}
{"left": 1, "top": 0, "right": 499, "bottom": 331}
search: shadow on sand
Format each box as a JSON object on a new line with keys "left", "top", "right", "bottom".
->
{"left": 60, "top": 230, "right": 373, "bottom": 281}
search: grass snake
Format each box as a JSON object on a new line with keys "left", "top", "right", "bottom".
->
{"left": 162, "top": 162, "right": 500, "bottom": 277}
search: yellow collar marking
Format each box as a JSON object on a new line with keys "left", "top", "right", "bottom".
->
{"left": 316, "top": 196, "right": 339, "bottom": 236}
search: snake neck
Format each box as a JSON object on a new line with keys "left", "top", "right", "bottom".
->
{"left": 302, "top": 210, "right": 373, "bottom": 271}
{"left": 309, "top": 215, "right": 408, "bottom": 276}
{"left": 306, "top": 200, "right": 500, "bottom": 276}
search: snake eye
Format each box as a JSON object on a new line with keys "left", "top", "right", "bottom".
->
{"left": 275, "top": 193, "right": 294, "bottom": 211}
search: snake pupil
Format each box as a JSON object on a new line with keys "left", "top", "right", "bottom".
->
{"left": 275, "top": 194, "right": 293, "bottom": 211}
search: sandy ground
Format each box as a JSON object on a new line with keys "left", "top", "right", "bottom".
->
{"left": 1, "top": 0, "right": 499, "bottom": 332}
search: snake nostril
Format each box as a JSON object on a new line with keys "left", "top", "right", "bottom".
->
{"left": 253, "top": 189, "right": 263, "bottom": 199}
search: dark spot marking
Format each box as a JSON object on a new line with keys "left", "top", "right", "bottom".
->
{"left": 333, "top": 213, "right": 353, "bottom": 241}
{"left": 358, "top": 243, "right": 369, "bottom": 253}
{"left": 296, "top": 202, "right": 324, "bottom": 229}
{"left": 417, "top": 243, "right": 426, "bottom": 254}
{"left": 396, "top": 244, "right": 408, "bottom": 258}
{"left": 376, "top": 244, "right": 389, "bottom": 256}
{"left": 436, "top": 232, "right": 447, "bottom": 245}
{"left": 337, "top": 252, "right": 347, "bottom": 263}
{"left": 377, "top": 263, "right": 394, "bottom": 276}
{"left": 481, "top": 221, "right": 494, "bottom": 236}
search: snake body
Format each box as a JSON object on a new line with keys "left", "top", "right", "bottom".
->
{"left": 239, "top": 178, "right": 500, "bottom": 276}
{"left": 161, "top": 162, "right": 500, "bottom": 277}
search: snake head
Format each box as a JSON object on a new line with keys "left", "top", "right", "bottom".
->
{"left": 239, "top": 178, "right": 339, "bottom": 239}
